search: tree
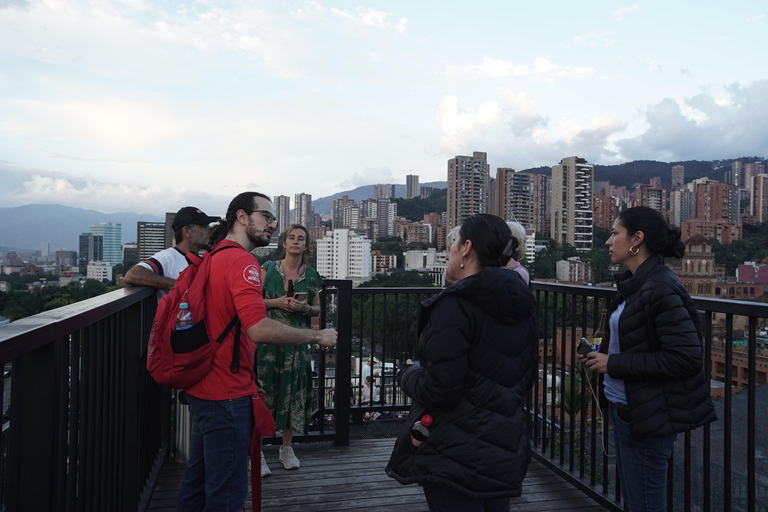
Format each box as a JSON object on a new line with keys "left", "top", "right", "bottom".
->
{"left": 359, "top": 271, "right": 435, "bottom": 288}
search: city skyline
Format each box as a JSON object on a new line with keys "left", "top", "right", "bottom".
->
{"left": 1, "top": 1, "right": 767, "bottom": 217}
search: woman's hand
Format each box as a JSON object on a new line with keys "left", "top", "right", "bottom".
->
{"left": 267, "top": 296, "right": 307, "bottom": 314}
{"left": 582, "top": 352, "right": 609, "bottom": 374}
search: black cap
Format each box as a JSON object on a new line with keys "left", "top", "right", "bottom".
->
{"left": 171, "top": 207, "right": 220, "bottom": 231}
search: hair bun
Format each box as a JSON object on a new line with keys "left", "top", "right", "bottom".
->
{"left": 663, "top": 229, "right": 685, "bottom": 258}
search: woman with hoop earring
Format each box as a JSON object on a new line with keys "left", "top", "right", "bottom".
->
{"left": 577, "top": 206, "right": 716, "bottom": 512}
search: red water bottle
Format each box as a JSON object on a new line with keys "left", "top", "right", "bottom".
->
{"left": 410, "top": 414, "right": 433, "bottom": 447}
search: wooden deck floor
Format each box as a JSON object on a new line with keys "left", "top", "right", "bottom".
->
{"left": 148, "top": 439, "right": 605, "bottom": 511}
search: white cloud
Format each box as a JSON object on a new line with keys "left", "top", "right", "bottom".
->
{"left": 455, "top": 56, "right": 594, "bottom": 80}
{"left": 645, "top": 57, "right": 662, "bottom": 72}
{"left": 746, "top": 14, "right": 765, "bottom": 22}
{"left": 616, "top": 80, "right": 768, "bottom": 161}
{"left": 611, "top": 6, "right": 639, "bottom": 22}
{"left": 434, "top": 90, "right": 624, "bottom": 167}
{"left": 329, "top": 6, "right": 407, "bottom": 33}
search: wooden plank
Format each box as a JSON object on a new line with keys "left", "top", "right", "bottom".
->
{"left": 148, "top": 439, "right": 606, "bottom": 512}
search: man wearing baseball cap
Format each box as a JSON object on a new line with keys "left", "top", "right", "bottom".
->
{"left": 125, "top": 206, "right": 219, "bottom": 295}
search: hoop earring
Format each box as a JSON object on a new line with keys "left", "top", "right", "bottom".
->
{"left": 629, "top": 246, "right": 639, "bottom": 256}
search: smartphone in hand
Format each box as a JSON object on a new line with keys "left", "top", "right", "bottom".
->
{"left": 577, "top": 338, "right": 593, "bottom": 357}
{"left": 293, "top": 292, "right": 308, "bottom": 302}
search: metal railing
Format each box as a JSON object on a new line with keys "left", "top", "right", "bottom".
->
{"left": 1, "top": 280, "right": 766, "bottom": 511}
{"left": 0, "top": 287, "right": 165, "bottom": 512}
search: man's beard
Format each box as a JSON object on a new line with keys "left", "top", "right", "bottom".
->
{"left": 246, "top": 218, "right": 271, "bottom": 248}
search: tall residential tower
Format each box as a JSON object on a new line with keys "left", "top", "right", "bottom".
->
{"left": 551, "top": 156, "right": 593, "bottom": 252}
{"left": 447, "top": 152, "right": 490, "bottom": 230}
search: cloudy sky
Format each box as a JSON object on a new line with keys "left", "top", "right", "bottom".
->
{"left": 1, "top": 0, "right": 766, "bottom": 216}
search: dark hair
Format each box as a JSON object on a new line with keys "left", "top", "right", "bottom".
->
{"left": 208, "top": 192, "right": 270, "bottom": 247}
{"left": 174, "top": 227, "right": 185, "bottom": 245}
{"left": 616, "top": 206, "right": 685, "bottom": 259}
{"left": 458, "top": 214, "right": 515, "bottom": 268}
{"left": 279, "top": 224, "right": 311, "bottom": 265}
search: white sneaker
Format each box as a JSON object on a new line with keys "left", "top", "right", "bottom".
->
{"left": 260, "top": 451, "right": 271, "bottom": 477}
{"left": 279, "top": 445, "right": 300, "bottom": 470}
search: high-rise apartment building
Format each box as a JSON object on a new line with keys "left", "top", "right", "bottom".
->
{"left": 406, "top": 175, "right": 419, "bottom": 199}
{"left": 694, "top": 180, "right": 739, "bottom": 222}
{"left": 55, "top": 250, "right": 78, "bottom": 268}
{"left": 40, "top": 242, "right": 50, "bottom": 262}
{"left": 630, "top": 179, "right": 667, "bottom": 216}
{"left": 593, "top": 192, "right": 619, "bottom": 229}
{"left": 137, "top": 222, "right": 166, "bottom": 263}
{"left": 670, "top": 187, "right": 695, "bottom": 226}
{"left": 78, "top": 233, "right": 103, "bottom": 275}
{"left": 752, "top": 174, "right": 768, "bottom": 223}
{"left": 510, "top": 173, "right": 535, "bottom": 228}
{"left": 732, "top": 160, "right": 743, "bottom": 188}
{"left": 316, "top": 229, "right": 372, "bottom": 279}
{"left": 164, "top": 212, "right": 176, "bottom": 249}
{"left": 331, "top": 196, "right": 349, "bottom": 230}
{"left": 671, "top": 165, "right": 685, "bottom": 189}
{"left": 122, "top": 243, "right": 138, "bottom": 266}
{"left": 274, "top": 195, "right": 291, "bottom": 232}
{"left": 294, "top": 193, "right": 312, "bottom": 228}
{"left": 551, "top": 156, "right": 594, "bottom": 252}
{"left": 447, "top": 151, "right": 490, "bottom": 230}
{"left": 494, "top": 168, "right": 514, "bottom": 219}
{"left": 495, "top": 168, "right": 536, "bottom": 227}
{"left": 533, "top": 174, "right": 551, "bottom": 238}
{"left": 377, "top": 199, "right": 397, "bottom": 239}
{"left": 90, "top": 222, "right": 121, "bottom": 267}
{"left": 374, "top": 184, "right": 395, "bottom": 200}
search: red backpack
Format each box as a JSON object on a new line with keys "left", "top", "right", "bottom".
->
{"left": 146, "top": 245, "right": 243, "bottom": 389}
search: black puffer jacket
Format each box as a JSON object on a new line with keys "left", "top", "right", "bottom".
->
{"left": 606, "top": 255, "right": 717, "bottom": 440}
{"left": 386, "top": 267, "right": 539, "bottom": 498}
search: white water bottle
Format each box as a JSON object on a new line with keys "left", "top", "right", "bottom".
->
{"left": 176, "top": 302, "right": 193, "bottom": 330}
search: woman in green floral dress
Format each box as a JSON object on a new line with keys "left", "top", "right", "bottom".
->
{"left": 257, "top": 224, "right": 323, "bottom": 477}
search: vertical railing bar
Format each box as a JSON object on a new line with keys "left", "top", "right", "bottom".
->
{"left": 551, "top": 291, "right": 559, "bottom": 460}
{"left": 702, "top": 309, "right": 713, "bottom": 512}
{"left": 747, "top": 315, "right": 757, "bottom": 512}
{"left": 559, "top": 292, "right": 567, "bottom": 466}
{"left": 723, "top": 313, "right": 733, "bottom": 510}
{"left": 531, "top": 288, "right": 540, "bottom": 448}
{"left": 54, "top": 334, "right": 69, "bottom": 509}
{"left": 539, "top": 289, "right": 549, "bottom": 451}
{"left": 568, "top": 293, "right": 576, "bottom": 472}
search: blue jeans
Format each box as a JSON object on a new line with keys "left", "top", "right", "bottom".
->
{"left": 611, "top": 403, "right": 677, "bottom": 512}
{"left": 423, "top": 482, "right": 510, "bottom": 512}
{"left": 177, "top": 395, "right": 253, "bottom": 512}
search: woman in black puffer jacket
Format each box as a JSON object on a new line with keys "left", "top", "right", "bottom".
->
{"left": 386, "top": 214, "right": 539, "bottom": 512}
{"left": 579, "top": 206, "right": 716, "bottom": 512}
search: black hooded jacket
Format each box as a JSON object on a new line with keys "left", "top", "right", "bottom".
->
{"left": 606, "top": 255, "right": 717, "bottom": 440}
{"left": 386, "top": 266, "right": 539, "bottom": 498}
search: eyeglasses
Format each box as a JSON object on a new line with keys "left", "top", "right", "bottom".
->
{"left": 248, "top": 209, "right": 278, "bottom": 225}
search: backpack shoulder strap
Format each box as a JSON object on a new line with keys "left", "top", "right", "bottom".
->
{"left": 205, "top": 243, "right": 244, "bottom": 374}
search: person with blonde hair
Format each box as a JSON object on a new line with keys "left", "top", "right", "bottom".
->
{"left": 257, "top": 224, "right": 323, "bottom": 476}
{"left": 504, "top": 221, "right": 529, "bottom": 285}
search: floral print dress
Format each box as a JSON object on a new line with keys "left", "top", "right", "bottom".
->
{"left": 256, "top": 260, "right": 323, "bottom": 433}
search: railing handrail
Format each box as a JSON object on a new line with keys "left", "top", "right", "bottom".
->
{"left": 1, "top": 280, "right": 766, "bottom": 511}
{"left": 0, "top": 286, "right": 154, "bottom": 364}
